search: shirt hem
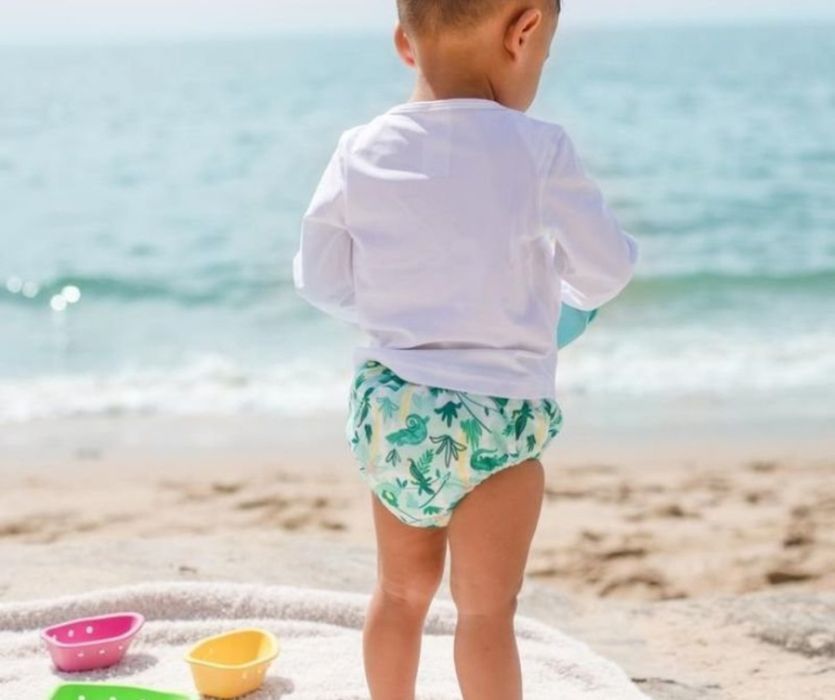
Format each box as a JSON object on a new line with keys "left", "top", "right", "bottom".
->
{"left": 352, "top": 348, "right": 558, "bottom": 401}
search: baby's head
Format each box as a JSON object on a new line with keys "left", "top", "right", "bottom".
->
{"left": 395, "top": 0, "right": 560, "bottom": 111}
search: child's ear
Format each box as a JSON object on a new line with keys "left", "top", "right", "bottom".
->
{"left": 504, "top": 7, "right": 543, "bottom": 59}
{"left": 394, "top": 22, "right": 417, "bottom": 68}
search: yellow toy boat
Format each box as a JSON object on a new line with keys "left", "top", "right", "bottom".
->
{"left": 184, "top": 628, "right": 280, "bottom": 698}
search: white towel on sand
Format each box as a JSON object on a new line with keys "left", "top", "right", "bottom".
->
{"left": 0, "top": 581, "right": 649, "bottom": 699}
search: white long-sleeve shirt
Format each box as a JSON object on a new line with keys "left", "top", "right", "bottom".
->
{"left": 293, "top": 97, "right": 638, "bottom": 400}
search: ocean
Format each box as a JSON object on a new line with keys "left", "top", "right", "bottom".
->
{"left": 1, "top": 24, "right": 833, "bottom": 424}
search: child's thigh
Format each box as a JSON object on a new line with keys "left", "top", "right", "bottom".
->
{"left": 370, "top": 493, "right": 448, "bottom": 602}
{"left": 447, "top": 458, "right": 544, "bottom": 612}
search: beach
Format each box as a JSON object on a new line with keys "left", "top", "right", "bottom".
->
{"left": 2, "top": 409, "right": 834, "bottom": 699}
{"left": 2, "top": 23, "right": 835, "bottom": 699}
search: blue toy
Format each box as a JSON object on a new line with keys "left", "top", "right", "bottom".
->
{"left": 556, "top": 304, "right": 599, "bottom": 348}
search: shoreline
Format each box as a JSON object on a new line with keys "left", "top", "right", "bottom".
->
{"left": 3, "top": 388, "right": 834, "bottom": 470}
{"left": 2, "top": 411, "right": 833, "bottom": 600}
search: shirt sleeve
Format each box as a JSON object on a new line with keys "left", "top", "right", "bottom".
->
{"left": 292, "top": 131, "right": 358, "bottom": 325}
{"left": 540, "top": 128, "right": 639, "bottom": 311}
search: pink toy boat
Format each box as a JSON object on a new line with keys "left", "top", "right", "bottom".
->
{"left": 41, "top": 612, "right": 145, "bottom": 673}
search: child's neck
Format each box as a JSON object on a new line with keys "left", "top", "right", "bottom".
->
{"left": 410, "top": 75, "right": 497, "bottom": 103}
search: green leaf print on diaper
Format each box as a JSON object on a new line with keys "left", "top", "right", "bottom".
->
{"left": 542, "top": 399, "right": 558, "bottom": 420}
{"left": 353, "top": 370, "right": 368, "bottom": 392}
{"left": 386, "top": 415, "right": 429, "bottom": 445}
{"left": 380, "top": 488, "right": 399, "bottom": 508}
{"left": 460, "top": 419, "right": 483, "bottom": 450}
{"left": 385, "top": 448, "right": 401, "bottom": 465}
{"left": 471, "top": 448, "right": 510, "bottom": 472}
{"left": 409, "top": 449, "right": 437, "bottom": 496}
{"left": 491, "top": 397, "right": 509, "bottom": 415}
{"left": 430, "top": 434, "right": 467, "bottom": 467}
{"left": 512, "top": 401, "right": 534, "bottom": 439}
{"left": 376, "top": 396, "right": 399, "bottom": 420}
{"left": 378, "top": 367, "right": 407, "bottom": 389}
{"left": 434, "top": 401, "right": 462, "bottom": 427}
{"left": 355, "top": 387, "right": 374, "bottom": 427}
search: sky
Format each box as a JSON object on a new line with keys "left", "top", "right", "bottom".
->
{"left": 0, "top": 0, "right": 834, "bottom": 44}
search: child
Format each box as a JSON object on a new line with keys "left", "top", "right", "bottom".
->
{"left": 292, "top": 1, "right": 638, "bottom": 697}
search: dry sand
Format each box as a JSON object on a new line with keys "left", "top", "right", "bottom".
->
{"left": 1, "top": 411, "right": 834, "bottom": 699}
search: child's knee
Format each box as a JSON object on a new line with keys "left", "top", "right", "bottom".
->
{"left": 377, "top": 570, "right": 443, "bottom": 611}
{"left": 450, "top": 575, "right": 522, "bottom": 618}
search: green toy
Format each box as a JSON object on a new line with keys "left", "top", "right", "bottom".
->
{"left": 49, "top": 684, "right": 192, "bottom": 700}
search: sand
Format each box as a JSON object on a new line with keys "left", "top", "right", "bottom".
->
{"left": 1, "top": 410, "right": 834, "bottom": 699}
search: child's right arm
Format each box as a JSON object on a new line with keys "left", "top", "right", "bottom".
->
{"left": 292, "top": 132, "right": 358, "bottom": 325}
{"left": 541, "top": 128, "right": 639, "bottom": 311}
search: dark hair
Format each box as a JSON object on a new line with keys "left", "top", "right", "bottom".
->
{"left": 398, "top": 0, "right": 560, "bottom": 34}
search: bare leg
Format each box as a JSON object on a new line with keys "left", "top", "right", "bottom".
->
{"left": 447, "top": 458, "right": 545, "bottom": 700}
{"left": 363, "top": 493, "right": 448, "bottom": 700}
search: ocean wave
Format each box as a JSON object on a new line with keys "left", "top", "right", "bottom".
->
{"left": 4, "top": 267, "right": 833, "bottom": 311}
{"left": 0, "top": 355, "right": 350, "bottom": 423}
{"left": 1, "top": 335, "right": 833, "bottom": 423}
{"left": 625, "top": 269, "right": 835, "bottom": 296}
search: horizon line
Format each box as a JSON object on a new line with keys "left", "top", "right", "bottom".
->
{"left": 0, "top": 15, "right": 832, "bottom": 50}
